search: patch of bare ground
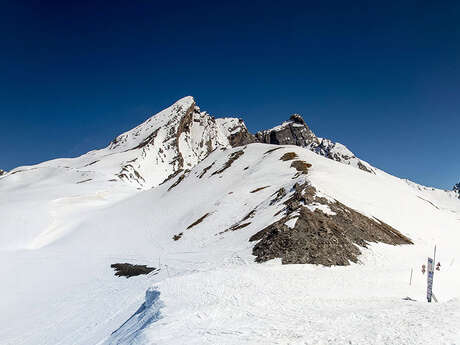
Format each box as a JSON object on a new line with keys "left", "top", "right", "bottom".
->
{"left": 264, "top": 147, "right": 282, "bottom": 154}
{"left": 187, "top": 213, "right": 211, "bottom": 230}
{"left": 218, "top": 210, "right": 256, "bottom": 235}
{"left": 290, "top": 160, "right": 311, "bottom": 175}
{"left": 270, "top": 187, "right": 287, "bottom": 205}
{"left": 250, "top": 182, "right": 412, "bottom": 266}
{"left": 280, "top": 152, "right": 298, "bottom": 161}
{"left": 199, "top": 162, "right": 215, "bottom": 178}
{"left": 168, "top": 170, "right": 189, "bottom": 191}
{"left": 83, "top": 160, "right": 99, "bottom": 167}
{"left": 160, "top": 169, "right": 183, "bottom": 186}
{"left": 76, "top": 179, "right": 92, "bottom": 184}
{"left": 173, "top": 233, "right": 183, "bottom": 241}
{"left": 111, "top": 263, "right": 157, "bottom": 278}
{"left": 250, "top": 186, "right": 270, "bottom": 193}
{"left": 211, "top": 150, "right": 244, "bottom": 176}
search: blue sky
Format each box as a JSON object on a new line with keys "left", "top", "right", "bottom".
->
{"left": 1, "top": 1, "right": 459, "bottom": 189}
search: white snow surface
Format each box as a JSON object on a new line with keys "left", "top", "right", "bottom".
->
{"left": 1, "top": 111, "right": 460, "bottom": 344}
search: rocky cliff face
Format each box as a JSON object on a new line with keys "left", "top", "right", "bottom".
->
{"left": 256, "top": 114, "right": 318, "bottom": 147}
{"left": 255, "top": 114, "right": 375, "bottom": 173}
{"left": 108, "top": 97, "right": 254, "bottom": 188}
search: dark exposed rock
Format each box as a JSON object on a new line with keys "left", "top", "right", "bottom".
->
{"left": 76, "top": 179, "right": 92, "bottom": 184}
{"left": 173, "top": 233, "right": 183, "bottom": 241}
{"left": 187, "top": 213, "right": 211, "bottom": 229}
{"left": 270, "top": 188, "right": 287, "bottom": 205}
{"left": 211, "top": 150, "right": 244, "bottom": 176}
{"left": 250, "top": 183, "right": 412, "bottom": 266}
{"left": 256, "top": 114, "right": 318, "bottom": 147}
{"left": 198, "top": 162, "right": 215, "bottom": 178}
{"left": 226, "top": 119, "right": 256, "bottom": 147}
{"left": 111, "top": 263, "right": 156, "bottom": 278}
{"left": 250, "top": 186, "right": 270, "bottom": 193}
{"left": 167, "top": 170, "right": 189, "bottom": 191}
{"left": 256, "top": 114, "right": 375, "bottom": 174}
{"left": 454, "top": 183, "right": 460, "bottom": 193}
{"left": 264, "top": 147, "right": 282, "bottom": 155}
{"left": 0, "top": 169, "right": 6, "bottom": 176}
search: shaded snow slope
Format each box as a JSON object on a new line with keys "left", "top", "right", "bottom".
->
{"left": 1, "top": 143, "right": 460, "bottom": 345}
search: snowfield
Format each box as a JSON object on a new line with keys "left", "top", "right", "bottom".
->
{"left": 1, "top": 98, "right": 459, "bottom": 345}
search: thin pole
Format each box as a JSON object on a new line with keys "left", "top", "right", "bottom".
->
{"left": 409, "top": 268, "right": 413, "bottom": 285}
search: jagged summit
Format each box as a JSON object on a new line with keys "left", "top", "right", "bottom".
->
{"left": 255, "top": 113, "right": 375, "bottom": 173}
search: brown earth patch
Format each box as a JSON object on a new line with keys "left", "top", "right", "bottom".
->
{"left": 280, "top": 152, "right": 298, "bottom": 161}
{"left": 211, "top": 150, "right": 244, "bottom": 176}
{"left": 290, "top": 160, "right": 311, "bottom": 175}
{"left": 250, "top": 186, "right": 270, "bottom": 193}
{"left": 187, "top": 213, "right": 211, "bottom": 229}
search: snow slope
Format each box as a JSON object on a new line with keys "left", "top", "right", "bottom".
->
{"left": 1, "top": 99, "right": 460, "bottom": 344}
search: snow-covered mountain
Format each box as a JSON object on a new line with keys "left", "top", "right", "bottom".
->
{"left": 1, "top": 97, "right": 459, "bottom": 345}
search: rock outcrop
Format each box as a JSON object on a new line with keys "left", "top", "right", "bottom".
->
{"left": 256, "top": 114, "right": 318, "bottom": 147}
{"left": 454, "top": 183, "right": 460, "bottom": 198}
{"left": 256, "top": 114, "right": 375, "bottom": 173}
{"left": 250, "top": 182, "right": 412, "bottom": 266}
{"left": 0, "top": 169, "right": 5, "bottom": 176}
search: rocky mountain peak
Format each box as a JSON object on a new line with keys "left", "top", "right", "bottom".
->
{"left": 255, "top": 114, "right": 375, "bottom": 174}
{"left": 255, "top": 114, "right": 318, "bottom": 147}
{"left": 105, "top": 96, "right": 254, "bottom": 188}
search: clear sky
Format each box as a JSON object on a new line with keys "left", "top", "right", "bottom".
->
{"left": 1, "top": 1, "right": 459, "bottom": 189}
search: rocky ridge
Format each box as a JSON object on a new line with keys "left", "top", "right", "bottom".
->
{"left": 256, "top": 114, "right": 375, "bottom": 173}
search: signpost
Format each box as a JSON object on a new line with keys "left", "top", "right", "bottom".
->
{"left": 427, "top": 257, "right": 434, "bottom": 302}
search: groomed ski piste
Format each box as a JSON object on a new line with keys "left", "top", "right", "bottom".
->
{"left": 1, "top": 98, "right": 459, "bottom": 345}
